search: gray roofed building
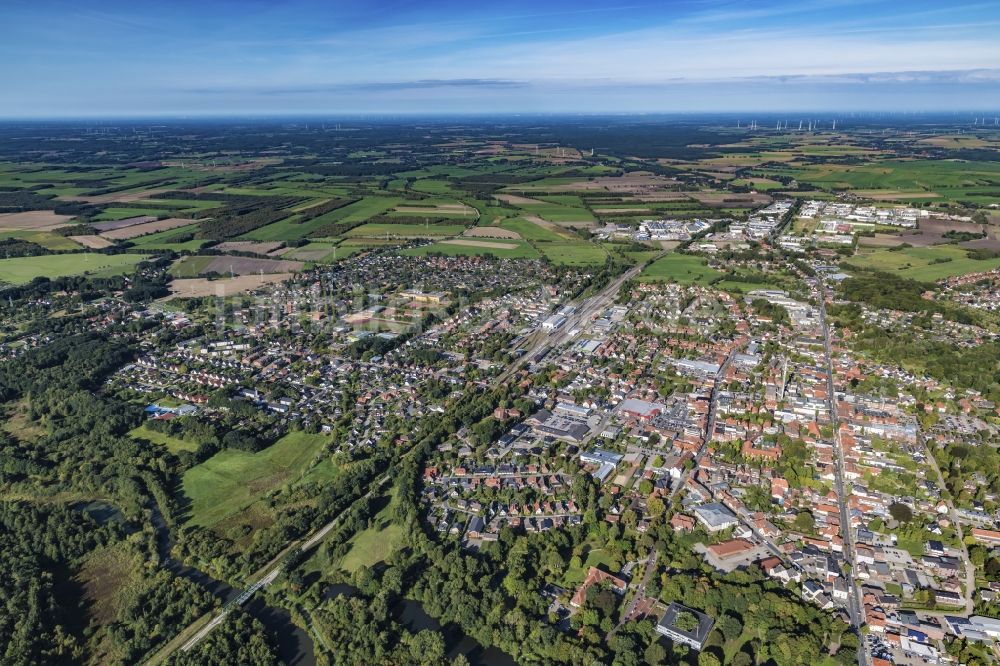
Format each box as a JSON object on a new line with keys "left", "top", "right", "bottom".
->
{"left": 693, "top": 502, "right": 739, "bottom": 532}
{"left": 655, "top": 603, "right": 715, "bottom": 651}
{"left": 580, "top": 448, "right": 624, "bottom": 466}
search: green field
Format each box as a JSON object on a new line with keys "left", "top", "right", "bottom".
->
{"left": 602, "top": 244, "right": 661, "bottom": 264}
{"left": 537, "top": 241, "right": 609, "bottom": 266}
{"left": 409, "top": 179, "right": 462, "bottom": 196}
{"left": 182, "top": 431, "right": 331, "bottom": 528}
{"left": 0, "top": 253, "right": 147, "bottom": 285}
{"left": 281, "top": 241, "right": 340, "bottom": 262}
{"left": 0, "top": 229, "right": 83, "bottom": 251}
{"left": 756, "top": 158, "right": 1000, "bottom": 205}
{"left": 848, "top": 245, "right": 1000, "bottom": 281}
{"left": 562, "top": 547, "right": 615, "bottom": 586}
{"left": 715, "top": 279, "right": 785, "bottom": 294}
{"left": 639, "top": 253, "right": 721, "bottom": 284}
{"left": 338, "top": 498, "right": 404, "bottom": 573}
{"left": 128, "top": 223, "right": 205, "bottom": 251}
{"left": 129, "top": 423, "right": 199, "bottom": 454}
{"left": 345, "top": 223, "right": 465, "bottom": 238}
{"left": 504, "top": 196, "right": 595, "bottom": 223}
{"left": 93, "top": 208, "right": 170, "bottom": 221}
{"left": 401, "top": 240, "right": 539, "bottom": 259}
{"left": 169, "top": 255, "right": 216, "bottom": 277}
{"left": 243, "top": 196, "right": 405, "bottom": 241}
{"left": 498, "top": 217, "right": 572, "bottom": 241}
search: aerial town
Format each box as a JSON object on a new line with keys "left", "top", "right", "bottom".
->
{"left": 1, "top": 109, "right": 999, "bottom": 666}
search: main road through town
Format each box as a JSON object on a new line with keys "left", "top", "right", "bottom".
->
{"left": 817, "top": 278, "right": 869, "bottom": 666}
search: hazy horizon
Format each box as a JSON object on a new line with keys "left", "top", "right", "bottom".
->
{"left": 3, "top": 0, "right": 1000, "bottom": 117}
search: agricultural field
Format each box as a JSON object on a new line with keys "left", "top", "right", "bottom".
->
{"left": 537, "top": 241, "right": 610, "bottom": 266}
{"left": 0, "top": 209, "right": 75, "bottom": 228}
{"left": 166, "top": 273, "right": 295, "bottom": 298}
{"left": 639, "top": 253, "right": 722, "bottom": 284}
{"left": 0, "top": 229, "right": 83, "bottom": 250}
{"left": 0, "top": 253, "right": 146, "bottom": 285}
{"left": 755, "top": 158, "right": 1000, "bottom": 205}
{"left": 127, "top": 224, "right": 204, "bottom": 251}
{"left": 99, "top": 218, "right": 193, "bottom": 240}
{"left": 499, "top": 217, "right": 575, "bottom": 241}
{"left": 93, "top": 208, "right": 173, "bottom": 222}
{"left": 68, "top": 235, "right": 116, "bottom": 249}
{"left": 401, "top": 239, "right": 540, "bottom": 259}
{"left": 170, "top": 255, "right": 303, "bottom": 278}
{"left": 495, "top": 193, "right": 595, "bottom": 223}
{"left": 281, "top": 242, "right": 342, "bottom": 262}
{"left": 344, "top": 223, "right": 466, "bottom": 238}
{"left": 242, "top": 196, "right": 405, "bottom": 241}
{"left": 846, "top": 245, "right": 1000, "bottom": 281}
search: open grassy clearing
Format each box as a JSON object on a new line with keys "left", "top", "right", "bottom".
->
{"left": 338, "top": 495, "right": 405, "bottom": 573}
{"left": 182, "top": 431, "right": 332, "bottom": 528}
{"left": 639, "top": 253, "right": 721, "bottom": 284}
{"left": 0, "top": 253, "right": 146, "bottom": 285}
{"left": 561, "top": 547, "right": 615, "bottom": 586}
{"left": 2, "top": 400, "right": 47, "bottom": 442}
{"left": 129, "top": 423, "right": 200, "bottom": 454}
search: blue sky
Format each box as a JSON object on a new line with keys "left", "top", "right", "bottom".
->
{"left": 2, "top": 0, "right": 999, "bottom": 116}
